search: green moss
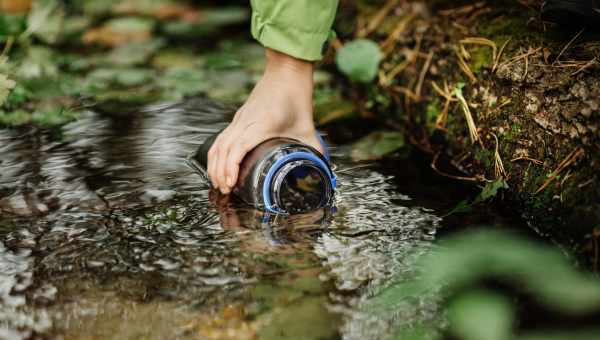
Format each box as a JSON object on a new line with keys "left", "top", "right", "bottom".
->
{"left": 469, "top": 47, "right": 493, "bottom": 74}
{"left": 474, "top": 148, "right": 494, "bottom": 169}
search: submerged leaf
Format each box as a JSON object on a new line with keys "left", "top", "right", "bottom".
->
{"left": 336, "top": 39, "right": 382, "bottom": 83}
{"left": 351, "top": 131, "right": 405, "bottom": 161}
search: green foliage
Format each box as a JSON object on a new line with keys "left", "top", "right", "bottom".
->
{"left": 448, "top": 290, "right": 513, "bottom": 340}
{"left": 336, "top": 39, "right": 382, "bottom": 82}
{"left": 0, "top": 0, "right": 257, "bottom": 129}
{"left": 351, "top": 131, "right": 406, "bottom": 161}
{"left": 0, "top": 74, "right": 16, "bottom": 106}
{"left": 447, "top": 179, "right": 508, "bottom": 215}
{"left": 369, "top": 230, "right": 600, "bottom": 340}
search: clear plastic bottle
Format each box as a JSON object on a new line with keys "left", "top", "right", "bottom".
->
{"left": 189, "top": 132, "right": 336, "bottom": 214}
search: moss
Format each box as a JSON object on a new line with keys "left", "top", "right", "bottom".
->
{"left": 474, "top": 148, "right": 494, "bottom": 169}
{"left": 469, "top": 46, "right": 493, "bottom": 74}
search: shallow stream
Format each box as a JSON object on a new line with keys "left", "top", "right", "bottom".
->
{"left": 0, "top": 98, "right": 507, "bottom": 339}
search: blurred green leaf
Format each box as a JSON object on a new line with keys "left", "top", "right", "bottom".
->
{"left": 448, "top": 290, "right": 513, "bottom": 340}
{"left": 84, "top": 68, "right": 154, "bottom": 91}
{"left": 0, "top": 14, "right": 27, "bottom": 39}
{"left": 0, "top": 109, "right": 31, "bottom": 126}
{"left": 25, "top": 0, "right": 64, "bottom": 43}
{"left": 17, "top": 46, "right": 58, "bottom": 79}
{"left": 378, "top": 231, "right": 600, "bottom": 313}
{"left": 351, "top": 131, "right": 405, "bottom": 161}
{"left": 105, "top": 39, "right": 165, "bottom": 66}
{"left": 31, "top": 106, "right": 79, "bottom": 127}
{"left": 157, "top": 67, "right": 207, "bottom": 100}
{"left": 0, "top": 74, "right": 16, "bottom": 106}
{"left": 336, "top": 39, "right": 382, "bottom": 82}
{"left": 163, "top": 7, "right": 249, "bottom": 38}
{"left": 106, "top": 16, "right": 155, "bottom": 34}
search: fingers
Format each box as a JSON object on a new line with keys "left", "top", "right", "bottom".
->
{"left": 207, "top": 131, "right": 226, "bottom": 189}
{"left": 224, "top": 138, "right": 254, "bottom": 192}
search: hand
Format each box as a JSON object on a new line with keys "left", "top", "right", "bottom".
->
{"left": 207, "top": 48, "right": 323, "bottom": 194}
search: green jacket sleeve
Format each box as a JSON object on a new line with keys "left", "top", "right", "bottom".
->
{"left": 251, "top": 0, "right": 339, "bottom": 61}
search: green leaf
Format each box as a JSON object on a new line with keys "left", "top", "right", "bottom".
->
{"left": 473, "top": 179, "right": 508, "bottom": 204}
{"left": 31, "top": 107, "right": 79, "bottom": 127}
{"left": 105, "top": 17, "right": 155, "bottom": 34}
{"left": 105, "top": 39, "right": 165, "bottom": 66}
{"left": 17, "top": 46, "right": 59, "bottom": 79}
{"left": 351, "top": 131, "right": 405, "bottom": 161}
{"left": 0, "top": 74, "right": 16, "bottom": 106}
{"left": 336, "top": 39, "right": 382, "bottom": 83}
{"left": 0, "top": 14, "right": 28, "bottom": 39}
{"left": 446, "top": 200, "right": 473, "bottom": 216}
{"left": 448, "top": 290, "right": 513, "bottom": 340}
{"left": 0, "top": 109, "right": 30, "bottom": 126}
{"left": 25, "top": 0, "right": 65, "bottom": 43}
{"left": 157, "top": 67, "right": 207, "bottom": 100}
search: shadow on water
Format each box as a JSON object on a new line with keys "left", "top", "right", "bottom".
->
{"left": 1, "top": 97, "right": 444, "bottom": 339}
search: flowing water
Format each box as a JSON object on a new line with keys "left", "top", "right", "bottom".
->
{"left": 0, "top": 98, "right": 470, "bottom": 339}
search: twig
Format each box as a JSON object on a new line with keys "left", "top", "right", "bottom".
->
{"left": 571, "top": 58, "right": 597, "bottom": 76}
{"left": 431, "top": 81, "right": 456, "bottom": 129}
{"left": 460, "top": 37, "right": 498, "bottom": 63}
{"left": 431, "top": 152, "right": 484, "bottom": 182}
{"left": 359, "top": 0, "right": 399, "bottom": 38}
{"left": 454, "top": 85, "right": 481, "bottom": 144}
{"left": 455, "top": 48, "right": 477, "bottom": 83}
{"left": 491, "top": 133, "right": 507, "bottom": 179}
{"left": 535, "top": 147, "right": 584, "bottom": 194}
{"left": 511, "top": 156, "right": 543, "bottom": 165}
{"left": 381, "top": 15, "right": 414, "bottom": 54}
{"left": 414, "top": 51, "right": 434, "bottom": 100}
{"left": 554, "top": 28, "right": 585, "bottom": 65}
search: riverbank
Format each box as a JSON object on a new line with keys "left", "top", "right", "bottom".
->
{"left": 325, "top": 0, "right": 599, "bottom": 262}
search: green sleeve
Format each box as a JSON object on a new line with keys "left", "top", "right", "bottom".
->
{"left": 251, "top": 0, "right": 339, "bottom": 61}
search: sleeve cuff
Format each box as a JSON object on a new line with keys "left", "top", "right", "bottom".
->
{"left": 251, "top": 11, "right": 329, "bottom": 62}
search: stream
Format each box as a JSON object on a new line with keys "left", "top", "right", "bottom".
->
{"left": 0, "top": 98, "right": 503, "bottom": 339}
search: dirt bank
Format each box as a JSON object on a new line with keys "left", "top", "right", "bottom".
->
{"left": 329, "top": 0, "right": 599, "bottom": 258}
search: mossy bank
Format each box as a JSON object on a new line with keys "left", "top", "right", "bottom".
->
{"left": 328, "top": 0, "right": 599, "bottom": 259}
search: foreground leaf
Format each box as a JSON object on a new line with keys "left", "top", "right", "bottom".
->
{"left": 448, "top": 290, "right": 513, "bottom": 340}
{"left": 336, "top": 39, "right": 382, "bottom": 83}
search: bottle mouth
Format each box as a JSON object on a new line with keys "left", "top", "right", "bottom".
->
{"left": 270, "top": 160, "right": 334, "bottom": 214}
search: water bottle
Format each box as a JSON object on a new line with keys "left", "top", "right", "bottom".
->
{"left": 189, "top": 132, "right": 336, "bottom": 214}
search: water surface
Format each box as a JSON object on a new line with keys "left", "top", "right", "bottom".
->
{"left": 1, "top": 98, "right": 442, "bottom": 339}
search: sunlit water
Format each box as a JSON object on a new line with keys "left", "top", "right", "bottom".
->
{"left": 0, "top": 98, "right": 441, "bottom": 339}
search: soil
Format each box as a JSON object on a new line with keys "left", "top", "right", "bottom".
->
{"left": 329, "top": 0, "right": 600, "bottom": 259}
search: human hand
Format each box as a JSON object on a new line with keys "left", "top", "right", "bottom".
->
{"left": 207, "top": 48, "right": 323, "bottom": 194}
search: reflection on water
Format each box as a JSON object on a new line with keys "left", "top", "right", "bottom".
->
{"left": 0, "top": 98, "right": 439, "bottom": 339}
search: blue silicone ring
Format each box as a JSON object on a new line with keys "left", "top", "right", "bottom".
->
{"left": 262, "top": 151, "right": 336, "bottom": 214}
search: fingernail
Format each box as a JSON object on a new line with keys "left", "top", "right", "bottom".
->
{"left": 221, "top": 187, "right": 230, "bottom": 195}
{"left": 226, "top": 176, "right": 234, "bottom": 187}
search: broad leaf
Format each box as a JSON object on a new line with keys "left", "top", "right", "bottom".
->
{"left": 336, "top": 39, "right": 382, "bottom": 83}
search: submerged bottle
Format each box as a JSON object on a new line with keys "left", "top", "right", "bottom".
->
{"left": 189, "top": 132, "right": 336, "bottom": 214}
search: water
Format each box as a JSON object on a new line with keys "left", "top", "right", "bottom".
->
{"left": 0, "top": 98, "right": 445, "bottom": 339}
